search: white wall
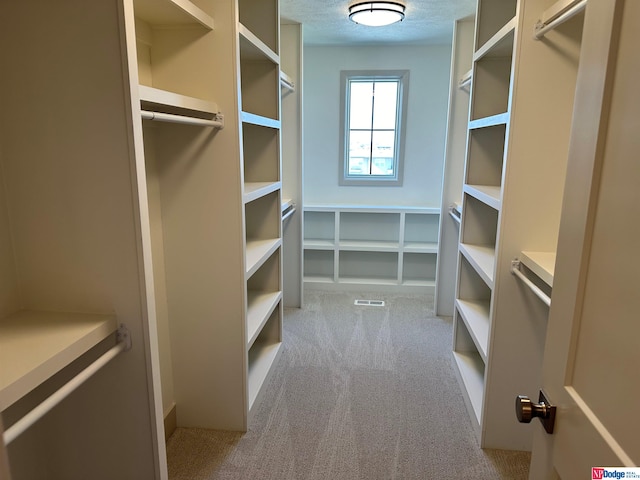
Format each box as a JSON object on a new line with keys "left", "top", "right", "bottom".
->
{"left": 303, "top": 44, "right": 452, "bottom": 207}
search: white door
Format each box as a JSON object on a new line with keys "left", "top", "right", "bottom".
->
{"left": 528, "top": 0, "right": 640, "bottom": 478}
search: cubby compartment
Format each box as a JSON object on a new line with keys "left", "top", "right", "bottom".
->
{"left": 243, "top": 123, "right": 280, "bottom": 184}
{"left": 339, "top": 212, "right": 400, "bottom": 250}
{"left": 452, "top": 316, "right": 486, "bottom": 425}
{"left": 238, "top": 0, "right": 279, "bottom": 55}
{"left": 245, "top": 191, "right": 281, "bottom": 278}
{"left": 460, "top": 194, "right": 498, "bottom": 288}
{"left": 465, "top": 124, "right": 506, "bottom": 187}
{"left": 133, "top": 0, "right": 215, "bottom": 105}
{"left": 475, "top": 0, "right": 517, "bottom": 49}
{"left": 404, "top": 213, "right": 439, "bottom": 252}
{"left": 304, "top": 250, "right": 335, "bottom": 282}
{"left": 247, "top": 249, "right": 282, "bottom": 348}
{"left": 470, "top": 55, "right": 513, "bottom": 121}
{"left": 240, "top": 37, "right": 280, "bottom": 120}
{"left": 402, "top": 253, "right": 437, "bottom": 286}
{"left": 304, "top": 211, "right": 335, "bottom": 248}
{"left": 247, "top": 305, "right": 282, "bottom": 410}
{"left": 339, "top": 251, "right": 398, "bottom": 284}
{"left": 461, "top": 195, "right": 498, "bottom": 247}
{"left": 456, "top": 255, "right": 492, "bottom": 361}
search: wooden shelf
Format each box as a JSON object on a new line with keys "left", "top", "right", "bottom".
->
{"left": 456, "top": 300, "right": 491, "bottom": 361}
{"left": 303, "top": 239, "right": 335, "bottom": 250}
{"left": 520, "top": 251, "right": 556, "bottom": 287}
{"left": 241, "top": 112, "right": 280, "bottom": 129}
{"left": 452, "top": 350, "right": 485, "bottom": 425}
{"left": 246, "top": 291, "right": 282, "bottom": 348}
{"left": 243, "top": 181, "right": 281, "bottom": 204}
{"left": 133, "top": 0, "right": 214, "bottom": 29}
{"left": 460, "top": 243, "right": 495, "bottom": 288}
{"left": 239, "top": 24, "right": 279, "bottom": 64}
{"left": 304, "top": 204, "right": 440, "bottom": 215}
{"left": 474, "top": 17, "right": 516, "bottom": 61}
{"left": 139, "top": 85, "right": 218, "bottom": 115}
{"left": 403, "top": 242, "right": 439, "bottom": 253}
{"left": 339, "top": 240, "right": 399, "bottom": 252}
{"left": 464, "top": 185, "right": 501, "bottom": 211}
{"left": 246, "top": 239, "right": 281, "bottom": 278}
{"left": 0, "top": 311, "right": 117, "bottom": 411}
{"left": 469, "top": 112, "right": 510, "bottom": 130}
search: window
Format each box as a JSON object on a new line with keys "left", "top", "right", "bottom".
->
{"left": 340, "top": 70, "right": 409, "bottom": 186}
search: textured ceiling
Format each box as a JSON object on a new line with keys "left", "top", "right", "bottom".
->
{"left": 280, "top": 0, "right": 477, "bottom": 45}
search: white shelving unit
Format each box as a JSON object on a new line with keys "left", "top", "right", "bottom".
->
{"left": 452, "top": 0, "right": 585, "bottom": 450}
{"left": 122, "top": 0, "right": 283, "bottom": 437}
{"left": 0, "top": 1, "right": 168, "bottom": 477}
{"left": 304, "top": 205, "right": 439, "bottom": 293}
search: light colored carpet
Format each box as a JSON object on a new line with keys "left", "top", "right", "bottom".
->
{"left": 166, "top": 291, "right": 530, "bottom": 479}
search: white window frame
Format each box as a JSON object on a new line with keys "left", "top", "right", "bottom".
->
{"left": 339, "top": 70, "right": 409, "bottom": 186}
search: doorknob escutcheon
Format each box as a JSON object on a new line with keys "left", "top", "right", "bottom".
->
{"left": 515, "top": 390, "right": 556, "bottom": 434}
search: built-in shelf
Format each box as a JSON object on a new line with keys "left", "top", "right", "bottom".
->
{"left": 474, "top": 17, "right": 516, "bottom": 61}
{"left": 241, "top": 112, "right": 280, "bottom": 129}
{"left": 0, "top": 311, "right": 117, "bottom": 411}
{"left": 469, "top": 112, "right": 510, "bottom": 130}
{"left": 303, "top": 205, "right": 439, "bottom": 293}
{"left": 303, "top": 239, "right": 335, "bottom": 250}
{"left": 460, "top": 243, "right": 495, "bottom": 288}
{"left": 339, "top": 240, "right": 399, "bottom": 252}
{"left": 520, "top": 251, "right": 556, "bottom": 287}
{"left": 452, "top": 350, "right": 485, "bottom": 424}
{"left": 404, "top": 241, "right": 439, "bottom": 253}
{"left": 133, "top": 0, "right": 215, "bottom": 29}
{"left": 246, "top": 291, "right": 282, "bottom": 348}
{"left": 246, "top": 239, "right": 281, "bottom": 278}
{"left": 456, "top": 299, "right": 491, "bottom": 361}
{"left": 464, "top": 185, "right": 501, "bottom": 211}
{"left": 239, "top": 23, "right": 279, "bottom": 64}
{"left": 139, "top": 85, "right": 218, "bottom": 115}
{"left": 244, "top": 181, "right": 281, "bottom": 204}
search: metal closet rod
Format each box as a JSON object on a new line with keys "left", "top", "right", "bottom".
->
{"left": 3, "top": 325, "right": 131, "bottom": 445}
{"left": 511, "top": 260, "right": 551, "bottom": 307}
{"left": 534, "top": 0, "right": 587, "bottom": 40}
{"left": 141, "top": 110, "right": 224, "bottom": 128}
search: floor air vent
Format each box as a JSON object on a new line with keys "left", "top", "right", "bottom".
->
{"left": 354, "top": 299, "right": 385, "bottom": 307}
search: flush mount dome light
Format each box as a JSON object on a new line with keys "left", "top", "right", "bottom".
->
{"left": 349, "top": 1, "right": 406, "bottom": 27}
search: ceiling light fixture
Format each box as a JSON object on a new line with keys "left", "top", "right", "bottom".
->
{"left": 349, "top": 2, "right": 406, "bottom": 27}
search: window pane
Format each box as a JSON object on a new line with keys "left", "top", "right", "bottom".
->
{"left": 371, "top": 130, "right": 395, "bottom": 175}
{"left": 372, "top": 81, "right": 398, "bottom": 130}
{"left": 349, "top": 82, "right": 373, "bottom": 130}
{"left": 348, "top": 130, "right": 372, "bottom": 175}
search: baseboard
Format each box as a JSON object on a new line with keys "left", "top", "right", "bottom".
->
{"left": 164, "top": 403, "right": 177, "bottom": 442}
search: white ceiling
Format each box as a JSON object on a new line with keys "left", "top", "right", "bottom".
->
{"left": 279, "top": 0, "right": 477, "bottom": 45}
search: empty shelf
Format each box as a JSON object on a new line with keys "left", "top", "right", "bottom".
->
{"left": 0, "top": 311, "right": 117, "bottom": 411}
{"left": 133, "top": 0, "right": 214, "bottom": 29}
{"left": 520, "top": 251, "right": 556, "bottom": 287}
{"left": 460, "top": 243, "right": 495, "bottom": 288}
{"left": 456, "top": 299, "right": 491, "bottom": 361}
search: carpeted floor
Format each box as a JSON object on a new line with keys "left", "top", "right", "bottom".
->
{"left": 166, "top": 291, "right": 530, "bottom": 479}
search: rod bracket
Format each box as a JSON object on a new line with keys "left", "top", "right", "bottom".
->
{"left": 116, "top": 324, "right": 132, "bottom": 351}
{"left": 214, "top": 112, "right": 225, "bottom": 129}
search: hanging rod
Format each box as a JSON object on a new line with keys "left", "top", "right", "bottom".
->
{"left": 141, "top": 110, "right": 224, "bottom": 128}
{"left": 534, "top": 0, "right": 587, "bottom": 40}
{"left": 3, "top": 325, "right": 132, "bottom": 445}
{"left": 458, "top": 69, "right": 472, "bottom": 90}
{"left": 511, "top": 260, "right": 551, "bottom": 307}
{"left": 280, "top": 72, "right": 295, "bottom": 93}
{"left": 449, "top": 204, "right": 461, "bottom": 224}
